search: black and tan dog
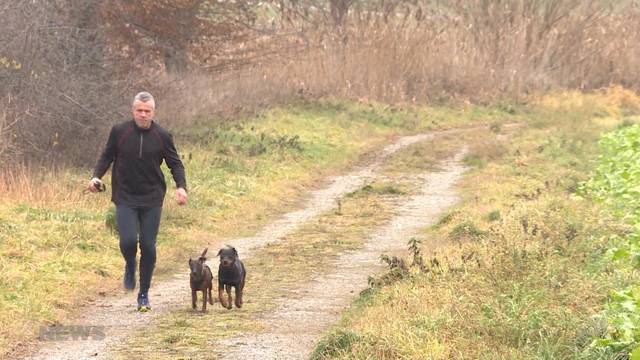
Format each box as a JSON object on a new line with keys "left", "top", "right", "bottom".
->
{"left": 189, "top": 248, "right": 214, "bottom": 312}
{"left": 217, "top": 245, "right": 246, "bottom": 309}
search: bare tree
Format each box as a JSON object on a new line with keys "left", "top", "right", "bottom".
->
{"left": 1, "top": 0, "right": 126, "bottom": 165}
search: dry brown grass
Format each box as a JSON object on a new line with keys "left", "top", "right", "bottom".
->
{"left": 154, "top": 1, "right": 640, "bottom": 133}
{"left": 3, "top": 1, "right": 639, "bottom": 165}
{"left": 0, "top": 164, "right": 88, "bottom": 205}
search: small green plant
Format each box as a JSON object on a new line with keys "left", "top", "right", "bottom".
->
{"left": 334, "top": 199, "right": 342, "bottom": 215}
{"left": 586, "top": 287, "right": 640, "bottom": 355}
{"left": 370, "top": 254, "right": 409, "bottom": 287}
{"left": 408, "top": 237, "right": 425, "bottom": 270}
{"left": 346, "top": 183, "right": 405, "bottom": 198}
{"left": 273, "top": 134, "right": 302, "bottom": 150}
{"left": 310, "top": 329, "right": 364, "bottom": 359}
{"left": 369, "top": 238, "right": 429, "bottom": 289}
{"left": 486, "top": 210, "right": 501, "bottom": 222}
{"left": 105, "top": 207, "right": 117, "bottom": 234}
{"left": 435, "top": 211, "right": 457, "bottom": 227}
{"left": 490, "top": 122, "right": 503, "bottom": 134}
{"left": 463, "top": 154, "right": 486, "bottom": 168}
{"left": 449, "top": 221, "right": 485, "bottom": 241}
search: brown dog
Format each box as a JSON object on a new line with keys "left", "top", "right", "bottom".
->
{"left": 217, "top": 245, "right": 246, "bottom": 309}
{"left": 189, "top": 248, "right": 213, "bottom": 312}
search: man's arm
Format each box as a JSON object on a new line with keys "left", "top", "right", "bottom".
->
{"left": 164, "top": 132, "right": 188, "bottom": 205}
{"left": 87, "top": 126, "right": 116, "bottom": 192}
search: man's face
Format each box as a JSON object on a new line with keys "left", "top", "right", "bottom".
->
{"left": 132, "top": 100, "right": 155, "bottom": 129}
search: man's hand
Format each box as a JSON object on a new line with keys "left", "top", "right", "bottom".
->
{"left": 87, "top": 178, "right": 102, "bottom": 193}
{"left": 176, "top": 187, "right": 188, "bottom": 205}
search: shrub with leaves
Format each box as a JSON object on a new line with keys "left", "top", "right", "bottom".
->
{"left": 581, "top": 124, "right": 640, "bottom": 356}
{"left": 583, "top": 124, "right": 640, "bottom": 221}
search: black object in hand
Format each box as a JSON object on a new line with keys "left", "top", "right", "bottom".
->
{"left": 93, "top": 179, "right": 106, "bottom": 192}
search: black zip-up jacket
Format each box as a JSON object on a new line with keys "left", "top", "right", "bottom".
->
{"left": 92, "top": 120, "right": 187, "bottom": 207}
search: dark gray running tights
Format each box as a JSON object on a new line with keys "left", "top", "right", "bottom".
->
{"left": 116, "top": 205, "right": 162, "bottom": 294}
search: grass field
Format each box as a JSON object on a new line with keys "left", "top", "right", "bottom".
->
{"left": 3, "top": 88, "right": 639, "bottom": 358}
{"left": 0, "top": 99, "right": 515, "bottom": 356}
{"left": 310, "top": 87, "right": 640, "bottom": 359}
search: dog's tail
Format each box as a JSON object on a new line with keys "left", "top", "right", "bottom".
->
{"left": 200, "top": 248, "right": 208, "bottom": 261}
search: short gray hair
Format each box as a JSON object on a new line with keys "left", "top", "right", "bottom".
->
{"left": 133, "top": 91, "right": 155, "bottom": 108}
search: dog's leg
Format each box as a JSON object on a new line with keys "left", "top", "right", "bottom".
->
{"left": 235, "top": 286, "right": 243, "bottom": 308}
{"left": 208, "top": 285, "right": 214, "bottom": 305}
{"left": 192, "top": 289, "right": 197, "bottom": 310}
{"left": 202, "top": 289, "right": 207, "bottom": 312}
{"left": 219, "top": 287, "right": 228, "bottom": 308}
{"left": 236, "top": 276, "right": 245, "bottom": 308}
{"left": 225, "top": 284, "right": 233, "bottom": 310}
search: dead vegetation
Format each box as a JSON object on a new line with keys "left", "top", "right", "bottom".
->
{"left": 1, "top": 1, "right": 639, "bottom": 166}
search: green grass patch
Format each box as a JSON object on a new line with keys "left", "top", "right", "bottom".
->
{"left": 311, "top": 330, "right": 367, "bottom": 360}
{"left": 346, "top": 183, "right": 408, "bottom": 198}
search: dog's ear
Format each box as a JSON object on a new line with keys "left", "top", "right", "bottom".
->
{"left": 217, "top": 249, "right": 223, "bottom": 256}
{"left": 232, "top": 247, "right": 238, "bottom": 257}
{"left": 188, "top": 258, "right": 192, "bottom": 265}
{"left": 201, "top": 248, "right": 208, "bottom": 258}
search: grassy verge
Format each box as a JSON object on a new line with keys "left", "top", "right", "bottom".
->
{"left": 0, "top": 99, "right": 516, "bottom": 356}
{"left": 311, "top": 87, "right": 640, "bottom": 359}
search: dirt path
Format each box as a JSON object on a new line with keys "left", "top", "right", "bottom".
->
{"left": 217, "top": 149, "right": 467, "bottom": 359}
{"left": 25, "top": 130, "right": 472, "bottom": 360}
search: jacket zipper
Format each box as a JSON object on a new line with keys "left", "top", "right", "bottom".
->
{"left": 139, "top": 133, "right": 144, "bottom": 158}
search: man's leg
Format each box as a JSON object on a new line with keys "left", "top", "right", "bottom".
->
{"left": 116, "top": 205, "right": 139, "bottom": 290}
{"left": 138, "top": 206, "right": 162, "bottom": 298}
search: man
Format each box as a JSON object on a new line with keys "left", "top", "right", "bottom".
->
{"left": 87, "top": 91, "right": 187, "bottom": 311}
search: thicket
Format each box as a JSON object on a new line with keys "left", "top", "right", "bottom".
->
{"left": 1, "top": 0, "right": 639, "bottom": 166}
